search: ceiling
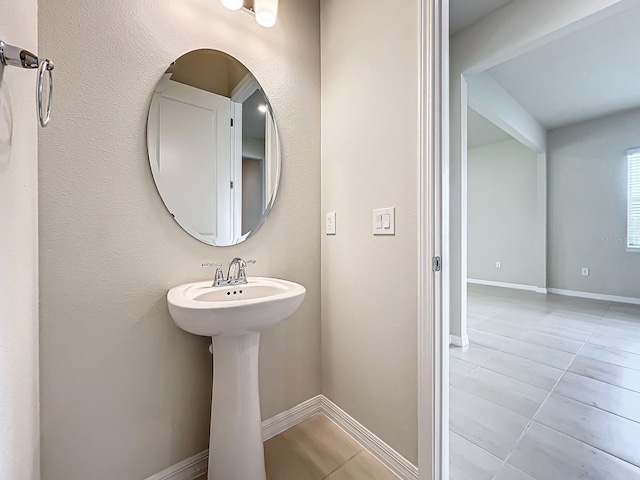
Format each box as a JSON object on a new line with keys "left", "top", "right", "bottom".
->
{"left": 488, "top": 4, "right": 640, "bottom": 130}
{"left": 467, "top": 108, "right": 512, "bottom": 148}
{"left": 450, "top": 0, "right": 512, "bottom": 35}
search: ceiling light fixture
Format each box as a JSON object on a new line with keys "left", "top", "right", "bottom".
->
{"left": 219, "top": 0, "right": 278, "bottom": 28}
{"left": 220, "top": 0, "right": 243, "bottom": 11}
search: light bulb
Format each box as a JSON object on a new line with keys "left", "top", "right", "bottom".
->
{"left": 220, "top": 0, "right": 243, "bottom": 11}
{"left": 254, "top": 0, "right": 278, "bottom": 27}
{"left": 258, "top": 105, "right": 268, "bottom": 113}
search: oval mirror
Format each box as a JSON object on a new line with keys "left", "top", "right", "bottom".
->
{"left": 147, "top": 49, "right": 281, "bottom": 246}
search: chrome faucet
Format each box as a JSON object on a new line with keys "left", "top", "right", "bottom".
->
{"left": 227, "top": 257, "right": 256, "bottom": 285}
{"left": 203, "top": 258, "right": 256, "bottom": 287}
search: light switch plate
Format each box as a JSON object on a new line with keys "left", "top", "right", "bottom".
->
{"left": 326, "top": 212, "right": 336, "bottom": 235}
{"left": 496, "top": 261, "right": 502, "bottom": 269}
{"left": 582, "top": 267, "right": 590, "bottom": 276}
{"left": 373, "top": 207, "right": 395, "bottom": 235}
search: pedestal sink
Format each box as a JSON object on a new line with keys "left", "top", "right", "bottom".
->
{"left": 168, "top": 277, "right": 306, "bottom": 480}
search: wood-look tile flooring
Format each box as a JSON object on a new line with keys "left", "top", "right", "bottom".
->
{"left": 450, "top": 285, "right": 640, "bottom": 480}
{"left": 196, "top": 414, "right": 398, "bottom": 480}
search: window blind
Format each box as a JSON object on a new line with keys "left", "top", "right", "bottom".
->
{"left": 628, "top": 149, "right": 640, "bottom": 249}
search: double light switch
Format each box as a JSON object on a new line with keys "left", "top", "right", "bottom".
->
{"left": 373, "top": 207, "right": 395, "bottom": 235}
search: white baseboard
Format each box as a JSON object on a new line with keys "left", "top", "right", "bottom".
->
{"left": 450, "top": 334, "right": 469, "bottom": 347}
{"left": 468, "top": 278, "right": 547, "bottom": 294}
{"left": 145, "top": 450, "right": 208, "bottom": 480}
{"left": 261, "top": 394, "right": 324, "bottom": 441}
{"left": 548, "top": 288, "right": 640, "bottom": 306}
{"left": 321, "top": 396, "right": 418, "bottom": 479}
{"left": 147, "top": 395, "right": 417, "bottom": 480}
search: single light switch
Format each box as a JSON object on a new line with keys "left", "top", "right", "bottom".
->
{"left": 373, "top": 207, "right": 395, "bottom": 235}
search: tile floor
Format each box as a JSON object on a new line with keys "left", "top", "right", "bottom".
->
{"left": 196, "top": 414, "right": 398, "bottom": 480}
{"left": 450, "top": 285, "right": 640, "bottom": 480}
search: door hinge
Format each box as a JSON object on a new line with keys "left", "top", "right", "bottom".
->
{"left": 231, "top": 118, "right": 234, "bottom": 127}
{"left": 230, "top": 180, "right": 234, "bottom": 189}
{"left": 432, "top": 256, "right": 442, "bottom": 272}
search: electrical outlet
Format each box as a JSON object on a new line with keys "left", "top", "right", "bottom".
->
{"left": 582, "top": 267, "right": 590, "bottom": 277}
{"left": 326, "top": 212, "right": 336, "bottom": 235}
{"left": 496, "top": 261, "right": 502, "bottom": 269}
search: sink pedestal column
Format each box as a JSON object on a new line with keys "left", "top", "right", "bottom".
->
{"left": 208, "top": 332, "right": 266, "bottom": 480}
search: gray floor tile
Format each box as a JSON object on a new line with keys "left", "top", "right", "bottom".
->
{"left": 568, "top": 355, "right": 640, "bottom": 393}
{"left": 492, "top": 464, "right": 534, "bottom": 480}
{"left": 508, "top": 422, "right": 640, "bottom": 480}
{"left": 449, "top": 432, "right": 502, "bottom": 480}
{"left": 528, "top": 322, "right": 592, "bottom": 342}
{"left": 455, "top": 368, "right": 548, "bottom": 418}
{"left": 534, "top": 394, "right": 640, "bottom": 467}
{"left": 579, "top": 343, "right": 640, "bottom": 371}
{"left": 595, "top": 325, "right": 640, "bottom": 343}
{"left": 468, "top": 328, "right": 513, "bottom": 351}
{"left": 450, "top": 344, "right": 496, "bottom": 365}
{"left": 554, "top": 372, "right": 640, "bottom": 422}
{"left": 472, "top": 319, "right": 530, "bottom": 339}
{"left": 517, "top": 330, "right": 584, "bottom": 354}
{"left": 537, "top": 314, "right": 598, "bottom": 334}
{"left": 450, "top": 388, "right": 529, "bottom": 460}
{"left": 450, "top": 357, "right": 477, "bottom": 385}
{"left": 501, "top": 340, "right": 575, "bottom": 370}
{"left": 588, "top": 331, "right": 640, "bottom": 355}
{"left": 476, "top": 351, "right": 564, "bottom": 391}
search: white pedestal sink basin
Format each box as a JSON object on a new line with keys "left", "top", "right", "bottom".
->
{"left": 167, "top": 277, "right": 306, "bottom": 480}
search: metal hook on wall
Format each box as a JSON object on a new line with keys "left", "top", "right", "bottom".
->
{"left": 0, "top": 40, "right": 55, "bottom": 128}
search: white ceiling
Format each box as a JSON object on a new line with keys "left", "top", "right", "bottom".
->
{"left": 488, "top": 4, "right": 640, "bottom": 130}
{"left": 467, "top": 108, "right": 512, "bottom": 148}
{"left": 450, "top": 0, "right": 513, "bottom": 35}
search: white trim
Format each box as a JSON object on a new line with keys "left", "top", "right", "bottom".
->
{"left": 449, "top": 335, "right": 469, "bottom": 347}
{"left": 230, "top": 73, "right": 259, "bottom": 103}
{"left": 261, "top": 394, "right": 324, "bottom": 441}
{"left": 468, "top": 278, "right": 547, "bottom": 294}
{"left": 147, "top": 395, "right": 417, "bottom": 480}
{"left": 548, "top": 288, "right": 640, "bottom": 306}
{"left": 145, "top": 450, "right": 208, "bottom": 480}
{"left": 419, "top": 0, "right": 447, "bottom": 479}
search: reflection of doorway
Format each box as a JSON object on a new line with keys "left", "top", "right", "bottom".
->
{"left": 242, "top": 157, "right": 264, "bottom": 234}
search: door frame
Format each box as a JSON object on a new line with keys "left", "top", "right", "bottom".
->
{"left": 418, "top": 0, "right": 449, "bottom": 479}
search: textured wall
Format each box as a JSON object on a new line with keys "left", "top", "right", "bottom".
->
{"left": 548, "top": 108, "right": 640, "bottom": 298}
{"left": 467, "top": 139, "right": 540, "bottom": 286}
{"left": 0, "top": 0, "right": 40, "bottom": 478}
{"left": 320, "top": 0, "right": 419, "bottom": 464}
{"left": 38, "top": 0, "right": 320, "bottom": 478}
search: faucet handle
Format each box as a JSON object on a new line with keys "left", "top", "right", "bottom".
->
{"left": 202, "top": 262, "right": 223, "bottom": 268}
{"left": 203, "top": 262, "right": 226, "bottom": 286}
{"left": 238, "top": 260, "right": 256, "bottom": 283}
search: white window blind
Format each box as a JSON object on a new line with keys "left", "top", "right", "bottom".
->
{"left": 628, "top": 148, "right": 640, "bottom": 250}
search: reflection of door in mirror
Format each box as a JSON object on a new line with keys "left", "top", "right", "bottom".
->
{"left": 149, "top": 75, "right": 242, "bottom": 242}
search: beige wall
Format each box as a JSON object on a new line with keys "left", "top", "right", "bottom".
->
{"left": 0, "top": 0, "right": 40, "bottom": 478}
{"left": 320, "top": 0, "right": 419, "bottom": 464}
{"left": 38, "top": 1, "right": 320, "bottom": 479}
